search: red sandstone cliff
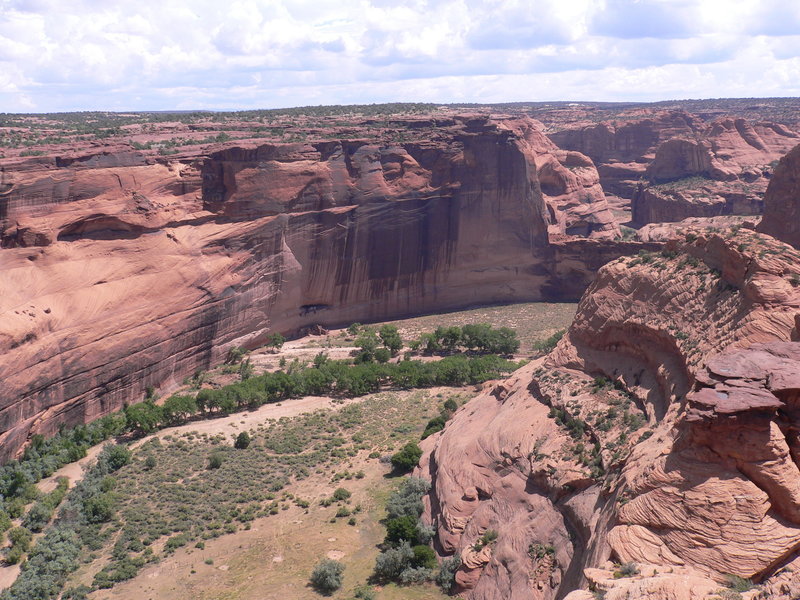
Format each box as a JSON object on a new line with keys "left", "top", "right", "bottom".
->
{"left": 501, "top": 118, "right": 617, "bottom": 238}
{"left": 548, "top": 110, "right": 701, "bottom": 199}
{"left": 758, "top": 143, "right": 800, "bottom": 249}
{"left": 419, "top": 227, "right": 800, "bottom": 599}
{"left": 0, "top": 115, "right": 627, "bottom": 460}
{"left": 548, "top": 110, "right": 799, "bottom": 226}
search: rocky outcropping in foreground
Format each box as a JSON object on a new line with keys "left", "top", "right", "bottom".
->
{"left": 419, "top": 227, "right": 800, "bottom": 599}
{"left": 0, "top": 115, "right": 634, "bottom": 460}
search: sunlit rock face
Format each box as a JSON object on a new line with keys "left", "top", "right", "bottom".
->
{"left": 759, "top": 143, "right": 800, "bottom": 250}
{"left": 0, "top": 115, "right": 629, "bottom": 460}
{"left": 549, "top": 110, "right": 799, "bottom": 225}
{"left": 419, "top": 228, "right": 800, "bottom": 600}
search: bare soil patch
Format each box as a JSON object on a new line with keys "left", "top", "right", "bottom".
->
{"left": 64, "top": 388, "right": 462, "bottom": 600}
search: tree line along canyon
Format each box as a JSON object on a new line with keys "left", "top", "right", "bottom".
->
{"left": 1, "top": 98, "right": 800, "bottom": 600}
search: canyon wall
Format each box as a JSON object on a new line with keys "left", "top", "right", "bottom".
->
{"left": 548, "top": 111, "right": 798, "bottom": 225}
{"left": 419, "top": 227, "right": 800, "bottom": 599}
{"left": 0, "top": 116, "right": 628, "bottom": 460}
{"left": 547, "top": 110, "right": 702, "bottom": 199}
{"left": 759, "top": 143, "right": 800, "bottom": 249}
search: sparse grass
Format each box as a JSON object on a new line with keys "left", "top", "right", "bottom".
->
{"left": 722, "top": 574, "right": 754, "bottom": 593}
{"left": 58, "top": 390, "right": 452, "bottom": 599}
{"left": 373, "top": 302, "right": 577, "bottom": 354}
{"left": 613, "top": 562, "right": 640, "bottom": 578}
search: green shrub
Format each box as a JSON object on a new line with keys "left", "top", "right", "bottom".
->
{"left": 400, "top": 565, "right": 434, "bottom": 584}
{"left": 208, "top": 452, "right": 223, "bottom": 470}
{"left": 442, "top": 397, "right": 458, "bottom": 413}
{"left": 7, "top": 526, "right": 32, "bottom": 552}
{"left": 3, "top": 527, "right": 81, "bottom": 596}
{"left": 613, "top": 562, "right": 640, "bottom": 578}
{"left": 528, "top": 542, "right": 555, "bottom": 560}
{"left": 421, "top": 415, "right": 446, "bottom": 439}
{"left": 234, "top": 432, "right": 251, "bottom": 449}
{"left": 101, "top": 444, "right": 131, "bottom": 471}
{"left": 309, "top": 558, "right": 345, "bottom": 594}
{"left": 226, "top": 346, "right": 248, "bottom": 364}
{"left": 83, "top": 492, "right": 116, "bottom": 523}
{"left": 412, "top": 545, "right": 437, "bottom": 569}
{"left": 267, "top": 332, "right": 286, "bottom": 351}
{"left": 5, "top": 545, "right": 25, "bottom": 565}
{"left": 379, "top": 325, "right": 403, "bottom": 355}
{"left": 354, "top": 329, "right": 380, "bottom": 363}
{"left": 435, "top": 553, "right": 461, "bottom": 592}
{"left": 374, "top": 348, "right": 391, "bottom": 363}
{"left": 239, "top": 358, "right": 254, "bottom": 380}
{"left": 534, "top": 330, "right": 565, "bottom": 353}
{"left": 162, "top": 395, "right": 198, "bottom": 425}
{"left": 353, "top": 584, "right": 376, "bottom": 600}
{"left": 164, "top": 533, "right": 190, "bottom": 553}
{"left": 62, "top": 585, "right": 92, "bottom": 600}
{"left": 391, "top": 442, "right": 422, "bottom": 472}
{"left": 473, "top": 529, "right": 498, "bottom": 551}
{"left": 22, "top": 501, "right": 53, "bottom": 532}
{"left": 385, "top": 478, "right": 430, "bottom": 520}
{"left": 0, "top": 510, "right": 10, "bottom": 541}
{"left": 385, "top": 515, "right": 419, "bottom": 546}
{"left": 332, "top": 487, "right": 351, "bottom": 502}
{"left": 374, "top": 541, "right": 414, "bottom": 581}
{"left": 723, "top": 574, "right": 754, "bottom": 592}
{"left": 125, "top": 401, "right": 163, "bottom": 434}
{"left": 5, "top": 498, "right": 24, "bottom": 519}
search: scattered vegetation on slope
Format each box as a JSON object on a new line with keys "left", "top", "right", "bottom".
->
{"left": 1, "top": 325, "right": 520, "bottom": 565}
{"left": 1, "top": 389, "right": 461, "bottom": 599}
{"left": 370, "top": 395, "right": 467, "bottom": 593}
{"left": 0, "top": 320, "right": 525, "bottom": 598}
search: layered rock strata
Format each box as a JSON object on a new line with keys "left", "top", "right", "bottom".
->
{"left": 631, "top": 181, "right": 764, "bottom": 225}
{"left": 758, "top": 143, "right": 800, "bottom": 249}
{"left": 548, "top": 110, "right": 702, "bottom": 199}
{"left": 549, "top": 111, "right": 798, "bottom": 225}
{"left": 0, "top": 116, "right": 626, "bottom": 459}
{"left": 420, "top": 227, "right": 800, "bottom": 600}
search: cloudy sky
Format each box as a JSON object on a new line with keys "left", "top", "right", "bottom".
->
{"left": 1, "top": 0, "right": 799, "bottom": 112}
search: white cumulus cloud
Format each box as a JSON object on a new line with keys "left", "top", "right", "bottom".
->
{"left": 0, "top": 0, "right": 797, "bottom": 111}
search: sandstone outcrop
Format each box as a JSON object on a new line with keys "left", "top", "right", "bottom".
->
{"left": 420, "top": 227, "right": 800, "bottom": 599}
{"left": 631, "top": 182, "right": 764, "bottom": 225}
{"left": 636, "top": 216, "right": 759, "bottom": 243}
{"left": 548, "top": 110, "right": 798, "bottom": 225}
{"left": 548, "top": 111, "right": 702, "bottom": 199}
{"left": 563, "top": 564, "right": 722, "bottom": 600}
{"left": 0, "top": 115, "right": 630, "bottom": 460}
{"left": 502, "top": 118, "right": 617, "bottom": 238}
{"left": 758, "top": 143, "right": 800, "bottom": 249}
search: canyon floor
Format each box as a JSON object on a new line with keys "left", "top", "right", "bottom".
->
{"left": 0, "top": 301, "right": 577, "bottom": 599}
{"left": 77, "top": 388, "right": 457, "bottom": 600}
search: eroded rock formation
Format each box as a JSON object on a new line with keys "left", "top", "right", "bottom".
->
{"left": 419, "top": 227, "right": 800, "bottom": 599}
{"left": 758, "top": 143, "right": 800, "bottom": 249}
{"left": 0, "top": 115, "right": 628, "bottom": 459}
{"left": 504, "top": 118, "right": 617, "bottom": 238}
{"left": 548, "top": 110, "right": 799, "bottom": 225}
{"left": 548, "top": 110, "right": 702, "bottom": 199}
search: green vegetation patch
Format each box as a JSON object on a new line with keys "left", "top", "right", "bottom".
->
{"left": 4, "top": 388, "right": 448, "bottom": 599}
